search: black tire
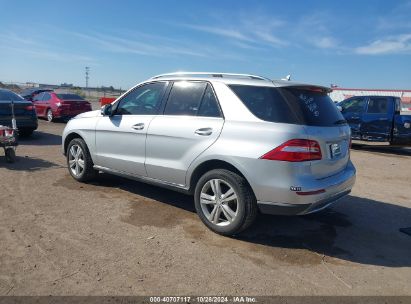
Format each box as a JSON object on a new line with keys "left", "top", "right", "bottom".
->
{"left": 19, "top": 129, "right": 34, "bottom": 137}
{"left": 66, "top": 138, "right": 96, "bottom": 182}
{"left": 5, "top": 148, "right": 16, "bottom": 163}
{"left": 194, "top": 169, "right": 257, "bottom": 236}
{"left": 46, "top": 109, "right": 53, "bottom": 122}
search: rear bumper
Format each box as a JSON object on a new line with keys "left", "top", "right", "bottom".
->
{"left": 258, "top": 189, "right": 351, "bottom": 215}
{"left": 256, "top": 161, "right": 356, "bottom": 216}
{"left": 0, "top": 117, "right": 38, "bottom": 130}
{"left": 55, "top": 108, "right": 91, "bottom": 119}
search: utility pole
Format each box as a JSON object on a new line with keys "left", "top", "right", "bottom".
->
{"left": 85, "top": 67, "right": 90, "bottom": 88}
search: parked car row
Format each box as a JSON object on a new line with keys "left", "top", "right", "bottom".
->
{"left": 0, "top": 88, "right": 92, "bottom": 137}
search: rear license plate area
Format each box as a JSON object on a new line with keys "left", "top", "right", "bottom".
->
{"left": 329, "top": 143, "right": 342, "bottom": 158}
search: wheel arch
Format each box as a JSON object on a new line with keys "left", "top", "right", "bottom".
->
{"left": 63, "top": 132, "right": 84, "bottom": 156}
{"left": 187, "top": 159, "right": 253, "bottom": 195}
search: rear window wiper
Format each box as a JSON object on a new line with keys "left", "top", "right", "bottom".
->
{"left": 333, "top": 119, "right": 347, "bottom": 125}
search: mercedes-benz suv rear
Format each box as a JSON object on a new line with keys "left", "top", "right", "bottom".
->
{"left": 62, "top": 72, "right": 356, "bottom": 236}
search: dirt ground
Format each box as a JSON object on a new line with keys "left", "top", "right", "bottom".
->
{"left": 0, "top": 119, "right": 410, "bottom": 296}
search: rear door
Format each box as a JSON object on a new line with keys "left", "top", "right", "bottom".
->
{"left": 95, "top": 81, "right": 168, "bottom": 176}
{"left": 360, "top": 97, "right": 393, "bottom": 141}
{"left": 145, "top": 81, "right": 224, "bottom": 186}
{"left": 339, "top": 97, "right": 367, "bottom": 139}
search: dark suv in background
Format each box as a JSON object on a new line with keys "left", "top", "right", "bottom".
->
{"left": 0, "top": 89, "right": 38, "bottom": 136}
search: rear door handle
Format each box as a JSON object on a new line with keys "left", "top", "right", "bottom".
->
{"left": 132, "top": 123, "right": 145, "bottom": 130}
{"left": 195, "top": 128, "right": 213, "bottom": 136}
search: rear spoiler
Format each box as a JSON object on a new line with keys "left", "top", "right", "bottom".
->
{"left": 272, "top": 80, "right": 332, "bottom": 93}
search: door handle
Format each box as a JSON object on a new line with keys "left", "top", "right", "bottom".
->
{"left": 195, "top": 128, "right": 213, "bottom": 136}
{"left": 132, "top": 123, "right": 145, "bottom": 130}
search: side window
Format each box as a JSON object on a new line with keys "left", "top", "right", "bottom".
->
{"left": 367, "top": 97, "right": 389, "bottom": 114}
{"left": 164, "top": 81, "right": 207, "bottom": 116}
{"left": 341, "top": 98, "right": 366, "bottom": 113}
{"left": 197, "top": 84, "right": 222, "bottom": 118}
{"left": 116, "top": 82, "right": 167, "bottom": 115}
{"left": 33, "top": 93, "right": 44, "bottom": 102}
{"left": 43, "top": 93, "right": 51, "bottom": 101}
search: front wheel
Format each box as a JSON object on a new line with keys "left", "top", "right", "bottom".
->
{"left": 67, "top": 138, "right": 96, "bottom": 182}
{"left": 194, "top": 169, "right": 257, "bottom": 236}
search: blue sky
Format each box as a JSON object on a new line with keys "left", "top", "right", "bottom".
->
{"left": 0, "top": 0, "right": 411, "bottom": 89}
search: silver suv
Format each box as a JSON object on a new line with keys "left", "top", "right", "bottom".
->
{"left": 62, "top": 72, "right": 356, "bottom": 235}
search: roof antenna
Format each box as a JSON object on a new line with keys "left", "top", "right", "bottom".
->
{"left": 282, "top": 74, "right": 291, "bottom": 81}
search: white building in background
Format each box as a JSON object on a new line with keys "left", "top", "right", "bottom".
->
{"left": 329, "top": 87, "right": 411, "bottom": 105}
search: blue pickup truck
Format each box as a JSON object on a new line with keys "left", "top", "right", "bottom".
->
{"left": 338, "top": 96, "right": 411, "bottom": 145}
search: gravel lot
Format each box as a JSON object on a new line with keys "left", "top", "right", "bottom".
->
{"left": 0, "top": 120, "right": 410, "bottom": 296}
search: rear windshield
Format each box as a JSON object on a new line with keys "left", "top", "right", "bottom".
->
{"left": 0, "top": 90, "right": 24, "bottom": 101}
{"left": 56, "top": 94, "right": 85, "bottom": 101}
{"left": 229, "top": 85, "right": 345, "bottom": 126}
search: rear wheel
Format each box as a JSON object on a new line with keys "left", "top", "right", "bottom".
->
{"left": 19, "top": 129, "right": 34, "bottom": 137}
{"left": 194, "top": 169, "right": 257, "bottom": 236}
{"left": 5, "top": 148, "right": 16, "bottom": 163}
{"left": 46, "top": 109, "right": 53, "bottom": 122}
{"left": 67, "top": 138, "right": 96, "bottom": 182}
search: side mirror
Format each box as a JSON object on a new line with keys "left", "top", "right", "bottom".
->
{"left": 336, "top": 105, "right": 343, "bottom": 112}
{"left": 101, "top": 103, "right": 113, "bottom": 116}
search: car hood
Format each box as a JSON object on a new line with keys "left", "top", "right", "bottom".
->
{"left": 74, "top": 110, "right": 100, "bottom": 119}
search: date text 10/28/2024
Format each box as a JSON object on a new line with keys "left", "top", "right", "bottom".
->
{"left": 149, "top": 296, "right": 257, "bottom": 303}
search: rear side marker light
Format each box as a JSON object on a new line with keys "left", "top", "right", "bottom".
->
{"left": 25, "top": 105, "right": 35, "bottom": 111}
{"left": 296, "top": 189, "right": 326, "bottom": 196}
{"left": 260, "top": 139, "right": 322, "bottom": 162}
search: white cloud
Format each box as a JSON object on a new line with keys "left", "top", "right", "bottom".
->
{"left": 0, "top": 32, "right": 94, "bottom": 62}
{"left": 183, "top": 24, "right": 253, "bottom": 42}
{"left": 355, "top": 34, "right": 411, "bottom": 55}
{"left": 71, "top": 31, "right": 210, "bottom": 57}
{"left": 179, "top": 20, "right": 288, "bottom": 48}
{"left": 311, "top": 36, "right": 339, "bottom": 49}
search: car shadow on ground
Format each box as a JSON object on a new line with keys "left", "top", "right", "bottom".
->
{"left": 18, "top": 130, "right": 62, "bottom": 146}
{"left": 351, "top": 144, "right": 411, "bottom": 156}
{"left": 91, "top": 173, "right": 411, "bottom": 268}
{"left": 0, "top": 155, "right": 62, "bottom": 171}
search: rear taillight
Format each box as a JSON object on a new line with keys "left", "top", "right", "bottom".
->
{"left": 260, "top": 139, "right": 322, "bottom": 162}
{"left": 0, "top": 129, "right": 14, "bottom": 137}
{"left": 5, "top": 129, "right": 14, "bottom": 136}
{"left": 25, "top": 105, "right": 35, "bottom": 111}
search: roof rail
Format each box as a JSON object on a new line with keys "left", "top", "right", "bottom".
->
{"left": 150, "top": 72, "right": 270, "bottom": 81}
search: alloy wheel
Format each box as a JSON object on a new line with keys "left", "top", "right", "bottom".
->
{"left": 68, "top": 144, "right": 85, "bottom": 177}
{"left": 47, "top": 110, "right": 53, "bottom": 122}
{"left": 200, "top": 179, "right": 238, "bottom": 226}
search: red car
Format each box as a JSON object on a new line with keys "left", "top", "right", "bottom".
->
{"left": 32, "top": 92, "right": 92, "bottom": 122}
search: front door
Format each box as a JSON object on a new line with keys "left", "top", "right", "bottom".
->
{"left": 145, "top": 81, "right": 224, "bottom": 186}
{"left": 94, "top": 81, "right": 168, "bottom": 176}
{"left": 361, "top": 97, "right": 393, "bottom": 141}
{"left": 340, "top": 97, "right": 367, "bottom": 140}
{"left": 32, "top": 92, "right": 45, "bottom": 117}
